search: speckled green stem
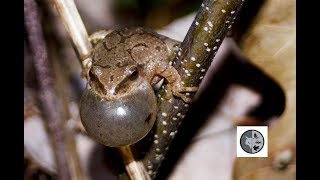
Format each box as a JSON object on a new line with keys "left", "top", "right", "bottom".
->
{"left": 131, "top": 0, "right": 245, "bottom": 179}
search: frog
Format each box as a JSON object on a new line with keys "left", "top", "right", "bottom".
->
{"left": 87, "top": 27, "right": 197, "bottom": 103}
{"left": 80, "top": 27, "right": 197, "bottom": 147}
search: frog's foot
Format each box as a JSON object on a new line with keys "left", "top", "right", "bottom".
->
{"left": 177, "top": 86, "right": 198, "bottom": 92}
{"left": 171, "top": 85, "right": 198, "bottom": 103}
{"left": 80, "top": 57, "right": 92, "bottom": 79}
{"left": 154, "top": 65, "right": 198, "bottom": 103}
{"left": 89, "top": 30, "right": 113, "bottom": 46}
{"left": 165, "top": 84, "right": 197, "bottom": 103}
{"left": 173, "top": 91, "right": 191, "bottom": 103}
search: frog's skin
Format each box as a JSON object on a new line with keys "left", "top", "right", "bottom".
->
{"left": 79, "top": 27, "right": 197, "bottom": 147}
{"left": 88, "top": 27, "right": 197, "bottom": 103}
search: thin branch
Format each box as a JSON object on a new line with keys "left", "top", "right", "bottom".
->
{"left": 119, "top": 146, "right": 151, "bottom": 180}
{"left": 52, "top": 0, "right": 92, "bottom": 75}
{"left": 51, "top": 0, "right": 151, "bottom": 179}
{"left": 52, "top": 0, "right": 91, "bottom": 59}
{"left": 24, "top": 0, "right": 70, "bottom": 179}
{"left": 132, "top": 0, "right": 246, "bottom": 178}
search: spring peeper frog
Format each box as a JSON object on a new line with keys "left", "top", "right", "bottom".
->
{"left": 88, "top": 27, "right": 197, "bottom": 102}
{"left": 80, "top": 27, "right": 197, "bottom": 147}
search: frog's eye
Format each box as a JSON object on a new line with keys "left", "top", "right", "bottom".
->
{"left": 129, "top": 70, "right": 139, "bottom": 81}
{"left": 128, "top": 66, "right": 139, "bottom": 81}
{"left": 89, "top": 70, "right": 105, "bottom": 94}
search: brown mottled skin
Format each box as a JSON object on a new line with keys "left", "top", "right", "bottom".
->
{"left": 80, "top": 27, "right": 198, "bottom": 147}
{"left": 88, "top": 27, "right": 197, "bottom": 102}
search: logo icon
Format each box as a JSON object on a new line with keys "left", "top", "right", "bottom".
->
{"left": 240, "top": 129, "right": 264, "bottom": 154}
{"left": 237, "top": 126, "right": 268, "bottom": 157}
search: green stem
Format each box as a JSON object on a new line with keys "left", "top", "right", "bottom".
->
{"left": 132, "top": 0, "right": 245, "bottom": 178}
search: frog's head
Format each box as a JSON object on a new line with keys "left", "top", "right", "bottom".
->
{"left": 81, "top": 60, "right": 157, "bottom": 148}
{"left": 88, "top": 62, "right": 145, "bottom": 100}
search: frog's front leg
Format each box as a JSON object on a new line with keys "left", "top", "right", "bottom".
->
{"left": 160, "top": 66, "right": 197, "bottom": 103}
{"left": 148, "top": 63, "right": 198, "bottom": 103}
{"left": 156, "top": 36, "right": 198, "bottom": 102}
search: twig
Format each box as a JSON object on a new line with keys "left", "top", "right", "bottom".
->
{"left": 24, "top": 0, "right": 70, "bottom": 179}
{"left": 52, "top": 0, "right": 92, "bottom": 77}
{"left": 119, "top": 146, "right": 151, "bottom": 180}
{"left": 132, "top": 0, "right": 246, "bottom": 178}
{"left": 51, "top": 0, "right": 151, "bottom": 179}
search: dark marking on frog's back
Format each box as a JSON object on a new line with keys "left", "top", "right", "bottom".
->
{"left": 96, "top": 64, "right": 111, "bottom": 68}
{"left": 116, "top": 61, "right": 129, "bottom": 68}
{"left": 112, "top": 27, "right": 146, "bottom": 44}
{"left": 103, "top": 42, "right": 117, "bottom": 52}
{"left": 91, "top": 27, "right": 168, "bottom": 69}
{"left": 132, "top": 43, "right": 148, "bottom": 49}
{"left": 126, "top": 43, "right": 148, "bottom": 55}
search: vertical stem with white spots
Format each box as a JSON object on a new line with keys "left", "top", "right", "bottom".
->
{"left": 131, "top": 0, "right": 245, "bottom": 178}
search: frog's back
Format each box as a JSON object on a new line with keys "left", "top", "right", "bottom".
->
{"left": 91, "top": 27, "right": 169, "bottom": 67}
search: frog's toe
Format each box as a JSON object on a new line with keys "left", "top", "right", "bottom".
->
{"left": 172, "top": 91, "right": 192, "bottom": 103}
{"left": 182, "top": 86, "right": 198, "bottom": 92}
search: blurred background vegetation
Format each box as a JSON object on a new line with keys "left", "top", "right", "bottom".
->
{"left": 112, "top": 0, "right": 200, "bottom": 28}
